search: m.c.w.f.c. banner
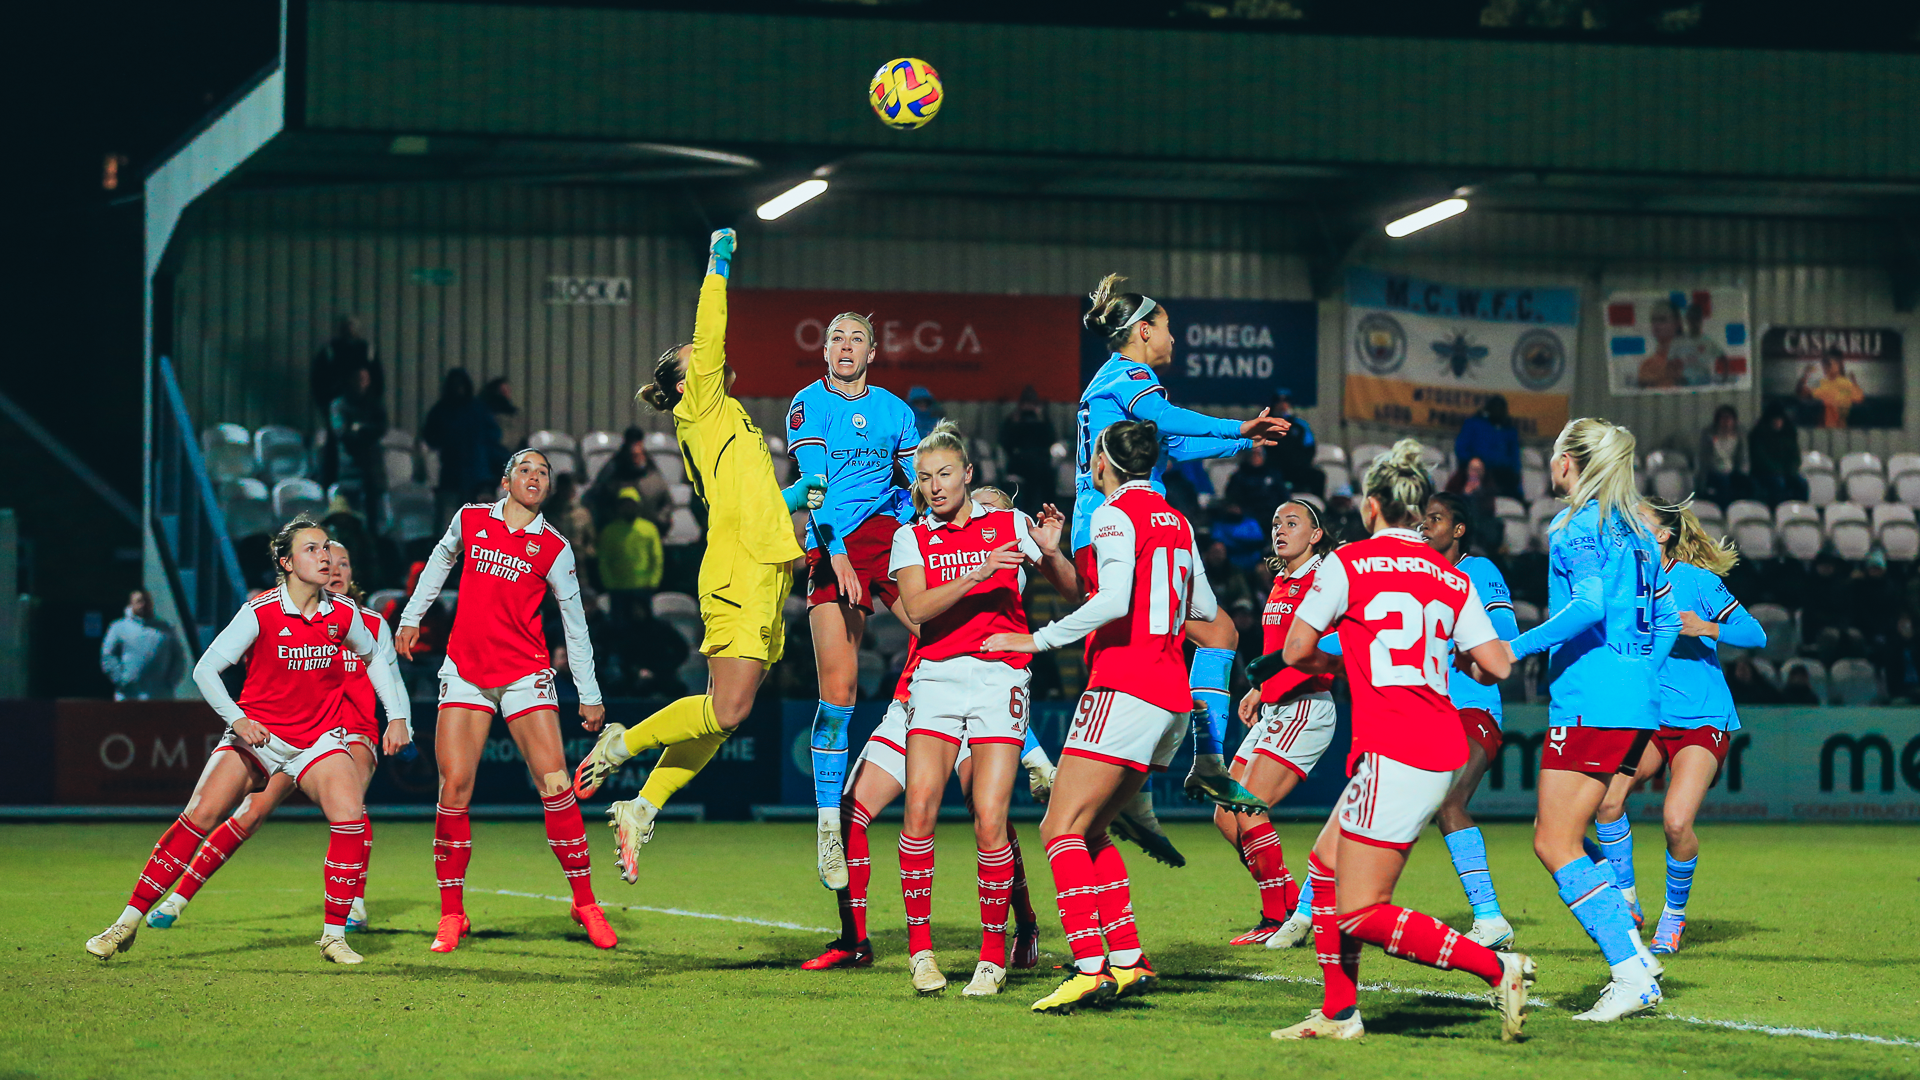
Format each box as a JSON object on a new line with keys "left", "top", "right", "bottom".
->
{"left": 1344, "top": 268, "right": 1575, "bottom": 439}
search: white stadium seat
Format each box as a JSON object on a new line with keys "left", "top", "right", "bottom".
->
{"left": 382, "top": 448, "right": 416, "bottom": 485}
{"left": 1350, "top": 444, "right": 1389, "bottom": 472}
{"left": 643, "top": 431, "right": 676, "bottom": 454}
{"left": 540, "top": 450, "right": 579, "bottom": 478}
{"left": 364, "top": 588, "right": 406, "bottom": 616}
{"left": 1511, "top": 599, "right": 1541, "bottom": 630}
{"left": 1749, "top": 603, "right": 1795, "bottom": 663}
{"left": 272, "top": 477, "right": 327, "bottom": 522}
{"left": 1775, "top": 501, "right": 1823, "bottom": 560}
{"left": 1321, "top": 463, "right": 1352, "bottom": 496}
{"left": 1731, "top": 516, "right": 1776, "bottom": 560}
{"left": 1417, "top": 444, "right": 1445, "bottom": 475}
{"left": 1778, "top": 657, "right": 1829, "bottom": 704}
{"left": 220, "top": 478, "right": 274, "bottom": 538}
{"left": 254, "top": 426, "right": 308, "bottom": 481}
{"left": 579, "top": 430, "right": 619, "bottom": 477}
{"left": 1824, "top": 502, "right": 1873, "bottom": 560}
{"left": 1312, "top": 443, "right": 1347, "bottom": 466}
{"left": 652, "top": 592, "right": 700, "bottom": 618}
{"left": 386, "top": 484, "right": 437, "bottom": 543}
{"left": 380, "top": 428, "right": 415, "bottom": 449}
{"left": 1888, "top": 452, "right": 1920, "bottom": 509}
{"left": 1725, "top": 500, "right": 1770, "bottom": 527}
{"left": 1520, "top": 467, "right": 1548, "bottom": 501}
{"left": 1493, "top": 496, "right": 1527, "bottom": 520}
{"left": 1293, "top": 492, "right": 1326, "bottom": 514}
{"left": 1204, "top": 459, "right": 1236, "bottom": 496}
{"left": 669, "top": 482, "right": 693, "bottom": 508}
{"left": 1519, "top": 446, "right": 1546, "bottom": 470}
{"left": 1873, "top": 503, "right": 1920, "bottom": 561}
{"left": 1828, "top": 657, "right": 1881, "bottom": 706}
{"left": 1840, "top": 452, "right": 1886, "bottom": 507}
{"left": 201, "top": 424, "right": 254, "bottom": 482}
{"left": 1502, "top": 518, "right": 1532, "bottom": 553}
{"left": 664, "top": 506, "right": 703, "bottom": 545}
{"left": 1751, "top": 658, "right": 1781, "bottom": 688}
{"left": 653, "top": 453, "right": 685, "bottom": 485}
{"left": 528, "top": 429, "right": 578, "bottom": 455}
{"left": 1802, "top": 450, "right": 1838, "bottom": 507}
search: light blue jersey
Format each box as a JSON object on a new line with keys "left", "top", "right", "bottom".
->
{"left": 1449, "top": 555, "right": 1518, "bottom": 722}
{"left": 786, "top": 378, "right": 918, "bottom": 555}
{"left": 1073, "top": 353, "right": 1250, "bottom": 551}
{"left": 1511, "top": 501, "right": 1679, "bottom": 730}
{"left": 1659, "top": 559, "right": 1765, "bottom": 730}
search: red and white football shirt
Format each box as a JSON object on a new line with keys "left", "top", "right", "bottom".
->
{"left": 399, "top": 501, "right": 602, "bottom": 702}
{"left": 200, "top": 587, "right": 382, "bottom": 748}
{"left": 1292, "top": 527, "right": 1496, "bottom": 773}
{"left": 1259, "top": 555, "right": 1338, "bottom": 704}
{"left": 888, "top": 502, "right": 1043, "bottom": 667}
{"left": 338, "top": 608, "right": 393, "bottom": 741}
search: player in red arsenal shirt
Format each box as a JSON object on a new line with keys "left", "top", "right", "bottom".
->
{"left": 1217, "top": 499, "right": 1340, "bottom": 947}
{"left": 1270, "top": 441, "right": 1532, "bottom": 1043}
{"left": 988, "top": 420, "right": 1219, "bottom": 1013}
{"left": 887, "top": 422, "right": 1075, "bottom": 998}
{"left": 396, "top": 449, "right": 614, "bottom": 953}
{"left": 84, "top": 519, "right": 410, "bottom": 966}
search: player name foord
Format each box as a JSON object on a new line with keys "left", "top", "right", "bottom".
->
{"left": 471, "top": 544, "right": 535, "bottom": 580}
{"left": 279, "top": 643, "right": 340, "bottom": 670}
{"left": 1348, "top": 554, "right": 1467, "bottom": 591}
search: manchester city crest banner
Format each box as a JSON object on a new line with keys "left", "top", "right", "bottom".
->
{"left": 1343, "top": 268, "right": 1575, "bottom": 438}
{"left": 1604, "top": 287, "right": 1751, "bottom": 395}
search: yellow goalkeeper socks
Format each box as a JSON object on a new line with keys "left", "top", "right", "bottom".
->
{"left": 639, "top": 730, "right": 729, "bottom": 807}
{"left": 619, "top": 695, "right": 720, "bottom": 757}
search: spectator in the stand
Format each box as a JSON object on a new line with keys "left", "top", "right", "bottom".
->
{"left": 309, "top": 315, "right": 383, "bottom": 419}
{"left": 1200, "top": 538, "right": 1255, "bottom": 612}
{"left": 906, "top": 385, "right": 944, "bottom": 440}
{"left": 1748, "top": 399, "right": 1808, "bottom": 506}
{"left": 597, "top": 486, "right": 664, "bottom": 628}
{"left": 586, "top": 427, "right": 672, "bottom": 532}
{"left": 328, "top": 366, "right": 389, "bottom": 526}
{"left": 1210, "top": 501, "right": 1269, "bottom": 571}
{"left": 1877, "top": 613, "right": 1919, "bottom": 703}
{"left": 321, "top": 501, "right": 386, "bottom": 592}
{"left": 998, "top": 385, "right": 1057, "bottom": 513}
{"left": 1801, "top": 554, "right": 1851, "bottom": 641}
{"left": 1779, "top": 665, "right": 1821, "bottom": 705}
{"left": 615, "top": 609, "right": 691, "bottom": 699}
{"left": 547, "top": 473, "right": 596, "bottom": 562}
{"left": 1725, "top": 659, "right": 1779, "bottom": 706}
{"left": 1443, "top": 456, "right": 1501, "bottom": 549}
{"left": 1159, "top": 452, "right": 1202, "bottom": 523}
{"left": 478, "top": 376, "right": 520, "bottom": 458}
{"left": 1265, "top": 387, "right": 1324, "bottom": 496}
{"left": 1695, "top": 404, "right": 1749, "bottom": 507}
{"left": 99, "top": 589, "right": 182, "bottom": 700}
{"left": 1222, "top": 445, "right": 1290, "bottom": 529}
{"left": 1322, "top": 492, "right": 1369, "bottom": 545}
{"left": 421, "top": 368, "right": 502, "bottom": 522}
{"left": 1453, "top": 394, "right": 1521, "bottom": 497}
{"left": 1851, "top": 549, "right": 1898, "bottom": 641}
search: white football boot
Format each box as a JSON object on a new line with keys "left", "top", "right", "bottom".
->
{"left": 1265, "top": 912, "right": 1314, "bottom": 949}
{"left": 961, "top": 960, "right": 1007, "bottom": 997}
{"left": 1467, "top": 915, "right": 1515, "bottom": 950}
{"left": 1271, "top": 1009, "right": 1365, "bottom": 1040}
{"left": 85, "top": 919, "right": 139, "bottom": 960}
{"left": 317, "top": 935, "right": 364, "bottom": 965}
{"left": 908, "top": 949, "right": 947, "bottom": 995}
{"left": 1494, "top": 952, "right": 1537, "bottom": 1042}
{"left": 817, "top": 812, "right": 849, "bottom": 891}
{"left": 1572, "top": 964, "right": 1661, "bottom": 1022}
{"left": 607, "top": 798, "right": 660, "bottom": 884}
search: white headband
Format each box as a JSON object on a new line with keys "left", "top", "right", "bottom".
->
{"left": 1119, "top": 296, "right": 1157, "bottom": 329}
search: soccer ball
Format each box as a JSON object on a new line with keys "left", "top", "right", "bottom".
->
{"left": 868, "top": 57, "right": 943, "bottom": 130}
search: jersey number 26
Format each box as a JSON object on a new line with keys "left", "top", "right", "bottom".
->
{"left": 1364, "top": 590, "right": 1455, "bottom": 693}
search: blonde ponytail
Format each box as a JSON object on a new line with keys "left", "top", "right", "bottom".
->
{"left": 912, "top": 419, "right": 972, "bottom": 512}
{"left": 1551, "top": 417, "right": 1647, "bottom": 536}
{"left": 1648, "top": 498, "right": 1739, "bottom": 577}
{"left": 1361, "top": 439, "right": 1434, "bottom": 528}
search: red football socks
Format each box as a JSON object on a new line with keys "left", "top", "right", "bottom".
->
{"left": 323, "top": 818, "right": 369, "bottom": 929}
{"left": 1045, "top": 833, "right": 1105, "bottom": 971}
{"left": 977, "top": 843, "right": 1015, "bottom": 966}
{"left": 899, "top": 833, "right": 936, "bottom": 954}
{"left": 1089, "top": 838, "right": 1140, "bottom": 955}
{"left": 1239, "top": 820, "right": 1298, "bottom": 921}
{"left": 172, "top": 818, "right": 250, "bottom": 903}
{"left": 129, "top": 815, "right": 209, "bottom": 913}
{"left": 1007, "top": 828, "right": 1036, "bottom": 926}
{"left": 837, "top": 801, "right": 874, "bottom": 943}
{"left": 355, "top": 814, "right": 372, "bottom": 903}
{"left": 1340, "top": 902, "right": 1504, "bottom": 985}
{"left": 433, "top": 803, "right": 472, "bottom": 916}
{"left": 541, "top": 790, "right": 596, "bottom": 905}
{"left": 1309, "top": 852, "right": 1361, "bottom": 1017}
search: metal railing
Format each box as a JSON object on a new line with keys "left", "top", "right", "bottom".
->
{"left": 151, "top": 357, "right": 247, "bottom": 651}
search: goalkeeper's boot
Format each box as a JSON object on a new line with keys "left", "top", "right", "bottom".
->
{"left": 608, "top": 798, "right": 660, "bottom": 884}
{"left": 572, "top": 723, "right": 630, "bottom": 798}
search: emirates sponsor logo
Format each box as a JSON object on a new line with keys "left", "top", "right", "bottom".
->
{"left": 926, "top": 548, "right": 992, "bottom": 572}
{"left": 471, "top": 544, "right": 535, "bottom": 581}
{"left": 279, "top": 643, "right": 340, "bottom": 671}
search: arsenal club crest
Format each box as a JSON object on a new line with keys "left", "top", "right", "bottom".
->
{"left": 526, "top": 541, "right": 541, "bottom": 556}
{"left": 327, "top": 623, "right": 343, "bottom": 640}
{"left": 1288, "top": 581, "right": 1302, "bottom": 597}
{"left": 980, "top": 527, "right": 997, "bottom": 543}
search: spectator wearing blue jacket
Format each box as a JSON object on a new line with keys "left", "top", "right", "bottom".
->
{"left": 1453, "top": 394, "right": 1521, "bottom": 498}
{"left": 100, "top": 590, "right": 183, "bottom": 700}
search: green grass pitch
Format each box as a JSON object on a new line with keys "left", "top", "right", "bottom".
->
{"left": 5, "top": 820, "right": 1916, "bottom": 1078}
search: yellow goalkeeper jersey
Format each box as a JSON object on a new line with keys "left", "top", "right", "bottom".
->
{"left": 674, "top": 274, "right": 805, "bottom": 588}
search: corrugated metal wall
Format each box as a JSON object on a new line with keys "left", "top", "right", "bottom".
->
{"left": 169, "top": 183, "right": 1915, "bottom": 466}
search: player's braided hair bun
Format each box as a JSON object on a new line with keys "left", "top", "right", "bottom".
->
{"left": 1084, "top": 273, "right": 1158, "bottom": 349}
{"left": 639, "top": 344, "right": 688, "bottom": 411}
{"left": 1097, "top": 420, "right": 1160, "bottom": 480}
{"left": 1362, "top": 439, "right": 1433, "bottom": 528}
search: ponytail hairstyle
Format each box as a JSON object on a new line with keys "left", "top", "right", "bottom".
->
{"left": 1265, "top": 498, "right": 1335, "bottom": 572}
{"left": 911, "top": 419, "right": 972, "bottom": 513}
{"left": 1426, "top": 491, "right": 1478, "bottom": 554}
{"left": 502, "top": 446, "right": 551, "bottom": 481}
{"left": 269, "top": 517, "right": 327, "bottom": 585}
{"left": 638, "top": 344, "right": 689, "bottom": 412}
{"left": 325, "top": 539, "right": 367, "bottom": 603}
{"left": 1647, "top": 497, "right": 1738, "bottom": 577}
{"left": 1083, "top": 273, "right": 1159, "bottom": 350}
{"left": 1551, "top": 416, "right": 1647, "bottom": 536}
{"left": 1360, "top": 439, "right": 1434, "bottom": 529}
{"left": 1095, "top": 419, "right": 1160, "bottom": 482}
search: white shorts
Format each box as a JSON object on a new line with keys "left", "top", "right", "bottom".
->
{"left": 1336, "top": 752, "right": 1451, "bottom": 851}
{"left": 437, "top": 662, "right": 558, "bottom": 723}
{"left": 1234, "top": 693, "right": 1336, "bottom": 780}
{"left": 216, "top": 726, "right": 354, "bottom": 782}
{"left": 906, "top": 655, "right": 1031, "bottom": 747}
{"left": 849, "top": 700, "right": 970, "bottom": 792}
{"left": 1063, "top": 689, "right": 1185, "bottom": 774}
{"left": 342, "top": 732, "right": 380, "bottom": 760}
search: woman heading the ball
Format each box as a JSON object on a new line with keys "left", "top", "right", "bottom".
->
{"left": 574, "top": 229, "right": 827, "bottom": 879}
{"left": 85, "top": 519, "right": 410, "bottom": 966}
{"left": 145, "top": 538, "right": 408, "bottom": 933}
{"left": 396, "top": 447, "right": 614, "bottom": 954}
{"left": 1075, "top": 273, "right": 1290, "bottom": 817}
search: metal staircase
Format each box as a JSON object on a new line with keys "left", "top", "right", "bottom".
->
{"left": 151, "top": 357, "right": 248, "bottom": 651}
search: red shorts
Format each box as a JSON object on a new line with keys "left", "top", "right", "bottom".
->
{"left": 1540, "top": 726, "right": 1653, "bottom": 776}
{"left": 1458, "top": 708, "right": 1503, "bottom": 762}
{"left": 1655, "top": 725, "right": 1731, "bottom": 781}
{"left": 806, "top": 515, "right": 901, "bottom": 613}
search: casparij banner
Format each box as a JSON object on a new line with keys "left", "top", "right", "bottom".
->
{"left": 1760, "top": 325, "right": 1905, "bottom": 430}
{"left": 1605, "top": 287, "right": 1752, "bottom": 394}
{"left": 1343, "top": 268, "right": 1575, "bottom": 438}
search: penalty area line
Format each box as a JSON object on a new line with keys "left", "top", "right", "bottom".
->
{"left": 489, "top": 889, "right": 836, "bottom": 934}
{"left": 1206, "top": 970, "right": 1920, "bottom": 1048}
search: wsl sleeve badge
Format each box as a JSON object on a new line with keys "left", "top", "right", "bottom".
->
{"left": 869, "top": 58, "right": 943, "bottom": 130}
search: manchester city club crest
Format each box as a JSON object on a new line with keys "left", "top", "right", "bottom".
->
{"left": 1511, "top": 328, "right": 1568, "bottom": 390}
{"left": 1353, "top": 313, "right": 1407, "bottom": 375}
{"left": 851, "top": 413, "right": 867, "bottom": 430}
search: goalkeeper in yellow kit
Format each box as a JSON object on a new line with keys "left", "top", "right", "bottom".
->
{"left": 574, "top": 228, "right": 826, "bottom": 882}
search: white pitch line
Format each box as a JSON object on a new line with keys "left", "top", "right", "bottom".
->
{"left": 1206, "top": 969, "right": 1920, "bottom": 1048}
{"left": 489, "top": 889, "right": 836, "bottom": 934}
